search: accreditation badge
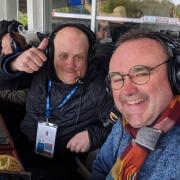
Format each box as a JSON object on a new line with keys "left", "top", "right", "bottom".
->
{"left": 35, "top": 121, "right": 57, "bottom": 158}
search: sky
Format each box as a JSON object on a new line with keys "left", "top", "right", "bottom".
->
{"left": 171, "top": 0, "right": 180, "bottom": 5}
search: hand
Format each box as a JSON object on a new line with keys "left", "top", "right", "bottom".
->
{"left": 66, "top": 130, "right": 90, "bottom": 153}
{"left": 10, "top": 38, "right": 48, "bottom": 73}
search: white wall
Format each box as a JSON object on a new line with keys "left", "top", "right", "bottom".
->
{"left": 27, "top": 0, "right": 52, "bottom": 32}
{"left": 0, "top": 0, "right": 18, "bottom": 21}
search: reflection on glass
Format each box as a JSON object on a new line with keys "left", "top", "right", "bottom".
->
{"left": 52, "top": 0, "right": 91, "bottom": 14}
{"left": 96, "top": 20, "right": 111, "bottom": 43}
{"left": 96, "top": 20, "right": 141, "bottom": 43}
{"left": 18, "top": 0, "right": 27, "bottom": 26}
{"left": 52, "top": 18, "right": 91, "bottom": 31}
{"left": 97, "top": 0, "right": 180, "bottom": 18}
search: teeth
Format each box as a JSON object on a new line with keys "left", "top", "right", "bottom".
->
{"left": 127, "top": 99, "right": 144, "bottom": 105}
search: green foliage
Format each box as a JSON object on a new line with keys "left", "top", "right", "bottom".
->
{"left": 102, "top": 0, "right": 131, "bottom": 14}
{"left": 18, "top": 11, "right": 27, "bottom": 26}
{"left": 101, "top": 0, "right": 175, "bottom": 18}
{"left": 173, "top": 5, "right": 180, "bottom": 18}
{"left": 138, "top": 0, "right": 174, "bottom": 17}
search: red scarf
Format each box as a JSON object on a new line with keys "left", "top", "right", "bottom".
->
{"left": 110, "top": 96, "right": 180, "bottom": 180}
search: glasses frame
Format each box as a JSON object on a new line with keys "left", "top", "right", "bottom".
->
{"left": 108, "top": 60, "right": 169, "bottom": 90}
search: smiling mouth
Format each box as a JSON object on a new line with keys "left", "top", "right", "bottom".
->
{"left": 66, "top": 71, "right": 76, "bottom": 74}
{"left": 126, "top": 98, "right": 145, "bottom": 105}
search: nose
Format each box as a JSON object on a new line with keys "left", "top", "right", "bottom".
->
{"left": 66, "top": 57, "right": 75, "bottom": 68}
{"left": 121, "top": 76, "right": 137, "bottom": 96}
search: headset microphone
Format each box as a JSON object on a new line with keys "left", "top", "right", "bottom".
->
{"left": 75, "top": 71, "right": 84, "bottom": 85}
{"left": 75, "top": 76, "right": 84, "bottom": 85}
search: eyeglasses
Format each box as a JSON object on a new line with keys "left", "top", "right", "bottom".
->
{"left": 108, "top": 60, "right": 169, "bottom": 90}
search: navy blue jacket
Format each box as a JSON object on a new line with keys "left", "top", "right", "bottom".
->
{"left": 0, "top": 51, "right": 113, "bottom": 154}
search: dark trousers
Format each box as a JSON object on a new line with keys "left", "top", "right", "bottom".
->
{"left": 0, "top": 102, "right": 25, "bottom": 137}
{"left": 14, "top": 132, "right": 86, "bottom": 180}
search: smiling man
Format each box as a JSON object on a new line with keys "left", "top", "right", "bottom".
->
{"left": 91, "top": 30, "right": 180, "bottom": 180}
{"left": 0, "top": 23, "right": 113, "bottom": 180}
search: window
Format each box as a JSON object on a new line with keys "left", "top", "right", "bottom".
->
{"left": 51, "top": 0, "right": 180, "bottom": 43}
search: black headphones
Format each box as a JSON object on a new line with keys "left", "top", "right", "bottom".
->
{"left": 10, "top": 33, "right": 19, "bottom": 52}
{"left": 8, "top": 23, "right": 20, "bottom": 53}
{"left": 106, "top": 31, "right": 180, "bottom": 95}
{"left": 148, "top": 32, "right": 180, "bottom": 95}
{"left": 46, "top": 23, "right": 96, "bottom": 64}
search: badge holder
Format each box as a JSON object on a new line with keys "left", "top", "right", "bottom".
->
{"left": 35, "top": 121, "right": 57, "bottom": 158}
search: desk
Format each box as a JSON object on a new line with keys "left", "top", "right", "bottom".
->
{"left": 0, "top": 114, "right": 32, "bottom": 179}
{"left": 0, "top": 114, "right": 22, "bottom": 165}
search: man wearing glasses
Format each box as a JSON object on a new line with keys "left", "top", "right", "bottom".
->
{"left": 91, "top": 30, "right": 180, "bottom": 179}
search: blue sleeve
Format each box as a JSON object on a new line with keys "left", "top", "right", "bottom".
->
{"left": 0, "top": 51, "right": 23, "bottom": 80}
{"left": 0, "top": 51, "right": 33, "bottom": 90}
{"left": 91, "top": 120, "right": 123, "bottom": 180}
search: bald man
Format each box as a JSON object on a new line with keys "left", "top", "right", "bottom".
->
{"left": 0, "top": 24, "right": 113, "bottom": 180}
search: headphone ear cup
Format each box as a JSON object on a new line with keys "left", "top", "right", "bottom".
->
{"left": 151, "top": 32, "right": 180, "bottom": 95}
{"left": 87, "top": 45, "right": 96, "bottom": 66}
{"left": 106, "top": 85, "right": 112, "bottom": 96}
{"left": 46, "top": 37, "right": 54, "bottom": 60}
{"left": 46, "top": 36, "right": 58, "bottom": 81}
{"left": 168, "top": 55, "right": 180, "bottom": 95}
{"left": 105, "top": 75, "right": 112, "bottom": 96}
{"left": 11, "top": 39, "right": 20, "bottom": 52}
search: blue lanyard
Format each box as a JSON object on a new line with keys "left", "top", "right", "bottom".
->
{"left": 45, "top": 80, "right": 78, "bottom": 120}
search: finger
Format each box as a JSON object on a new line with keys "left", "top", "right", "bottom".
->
{"left": 67, "top": 140, "right": 77, "bottom": 152}
{"left": 70, "top": 143, "right": 76, "bottom": 152}
{"left": 79, "top": 146, "right": 86, "bottom": 153}
{"left": 22, "top": 63, "right": 36, "bottom": 74}
{"left": 66, "top": 141, "right": 71, "bottom": 149}
{"left": 38, "top": 38, "right": 48, "bottom": 51}
{"left": 20, "top": 55, "right": 40, "bottom": 72}
{"left": 25, "top": 67, "right": 35, "bottom": 74}
{"left": 33, "top": 57, "right": 44, "bottom": 67}
{"left": 75, "top": 145, "right": 81, "bottom": 153}
{"left": 29, "top": 48, "right": 47, "bottom": 63}
{"left": 74, "top": 146, "right": 79, "bottom": 153}
{"left": 29, "top": 50, "right": 46, "bottom": 67}
{"left": 26, "top": 59, "right": 40, "bottom": 72}
{"left": 67, "top": 140, "right": 74, "bottom": 150}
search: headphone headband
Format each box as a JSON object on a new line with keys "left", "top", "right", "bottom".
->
{"left": 49, "top": 23, "right": 96, "bottom": 53}
{"left": 46, "top": 23, "right": 96, "bottom": 82}
{"left": 147, "top": 32, "right": 180, "bottom": 95}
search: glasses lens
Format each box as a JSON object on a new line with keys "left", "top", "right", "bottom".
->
{"left": 109, "top": 72, "right": 124, "bottom": 90}
{"left": 129, "top": 65, "right": 150, "bottom": 85}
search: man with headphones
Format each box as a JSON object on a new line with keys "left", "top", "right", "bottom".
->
{"left": 0, "top": 21, "right": 28, "bottom": 106}
{"left": 0, "top": 23, "right": 113, "bottom": 179}
{"left": 91, "top": 30, "right": 180, "bottom": 180}
{"left": 0, "top": 21, "right": 29, "bottom": 138}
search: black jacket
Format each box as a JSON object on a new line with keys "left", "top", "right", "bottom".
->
{"left": 0, "top": 52, "right": 113, "bottom": 154}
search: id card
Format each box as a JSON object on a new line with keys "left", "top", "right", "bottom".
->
{"left": 35, "top": 121, "right": 57, "bottom": 158}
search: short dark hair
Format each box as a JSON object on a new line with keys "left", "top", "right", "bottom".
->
{"left": 0, "top": 20, "right": 23, "bottom": 40}
{"left": 10, "top": 32, "right": 28, "bottom": 50}
{"left": 115, "top": 29, "right": 170, "bottom": 57}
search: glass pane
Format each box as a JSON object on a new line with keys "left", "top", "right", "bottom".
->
{"left": 52, "top": 18, "right": 91, "bottom": 30}
{"left": 18, "top": 0, "right": 27, "bottom": 26}
{"left": 52, "top": 0, "right": 91, "bottom": 15}
{"left": 96, "top": 20, "right": 140, "bottom": 43}
{"left": 96, "top": 0, "right": 180, "bottom": 43}
{"left": 97, "top": 0, "right": 180, "bottom": 18}
{"left": 96, "top": 20, "right": 112, "bottom": 43}
{"left": 52, "top": 0, "right": 91, "bottom": 30}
